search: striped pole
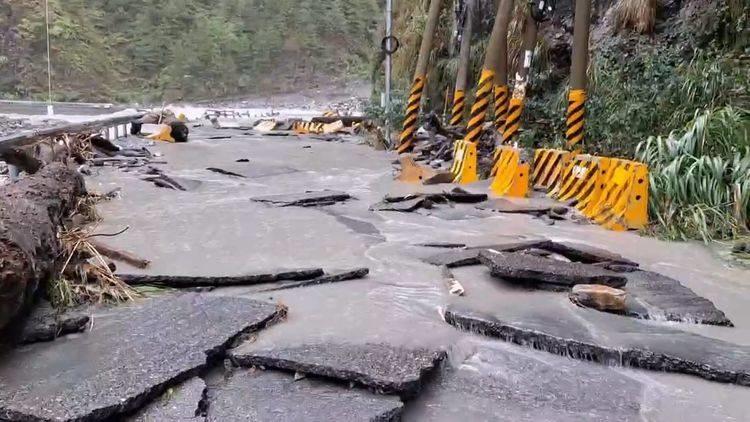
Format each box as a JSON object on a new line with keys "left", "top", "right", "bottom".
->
{"left": 566, "top": 89, "right": 586, "bottom": 147}
{"left": 566, "top": 0, "right": 592, "bottom": 149}
{"left": 465, "top": 69, "right": 495, "bottom": 144}
{"left": 450, "top": 89, "right": 466, "bottom": 126}
{"left": 493, "top": 85, "right": 509, "bottom": 131}
{"left": 501, "top": 14, "right": 538, "bottom": 144}
{"left": 490, "top": 0, "right": 514, "bottom": 132}
{"left": 464, "top": 0, "right": 512, "bottom": 144}
{"left": 397, "top": 0, "right": 442, "bottom": 153}
{"left": 450, "top": 0, "right": 474, "bottom": 127}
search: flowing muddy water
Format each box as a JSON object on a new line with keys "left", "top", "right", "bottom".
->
{"left": 90, "top": 124, "right": 750, "bottom": 420}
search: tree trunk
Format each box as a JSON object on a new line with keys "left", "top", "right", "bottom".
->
{"left": 0, "top": 163, "right": 86, "bottom": 331}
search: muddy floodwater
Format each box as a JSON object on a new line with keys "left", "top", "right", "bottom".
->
{"left": 88, "top": 124, "right": 750, "bottom": 421}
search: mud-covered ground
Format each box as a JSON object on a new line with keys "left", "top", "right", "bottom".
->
{"left": 64, "top": 120, "right": 750, "bottom": 420}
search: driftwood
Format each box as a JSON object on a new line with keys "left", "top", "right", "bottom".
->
{"left": 118, "top": 268, "right": 325, "bottom": 287}
{"left": 0, "top": 148, "right": 43, "bottom": 174}
{"left": 88, "top": 240, "right": 151, "bottom": 269}
{"left": 0, "top": 163, "right": 86, "bottom": 331}
{"left": 310, "top": 116, "right": 364, "bottom": 126}
{"left": 0, "top": 114, "right": 141, "bottom": 154}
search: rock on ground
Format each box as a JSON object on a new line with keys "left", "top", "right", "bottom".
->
{"left": 570, "top": 284, "right": 627, "bottom": 313}
{"left": 478, "top": 250, "right": 628, "bottom": 290}
{"left": 443, "top": 305, "right": 750, "bottom": 386}
{"left": 0, "top": 294, "right": 283, "bottom": 421}
{"left": 17, "top": 301, "right": 90, "bottom": 344}
{"left": 230, "top": 343, "right": 446, "bottom": 397}
{"left": 206, "top": 369, "right": 403, "bottom": 422}
{"left": 129, "top": 377, "right": 206, "bottom": 421}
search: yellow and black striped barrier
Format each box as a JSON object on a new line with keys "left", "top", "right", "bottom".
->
{"left": 565, "top": 89, "right": 586, "bottom": 148}
{"left": 293, "top": 121, "right": 325, "bottom": 135}
{"left": 449, "top": 89, "right": 466, "bottom": 126}
{"left": 489, "top": 146, "right": 529, "bottom": 197}
{"left": 493, "top": 85, "right": 509, "bottom": 134}
{"left": 547, "top": 153, "right": 649, "bottom": 231}
{"left": 532, "top": 149, "right": 571, "bottom": 191}
{"left": 584, "top": 159, "right": 649, "bottom": 231}
{"left": 322, "top": 110, "right": 339, "bottom": 118}
{"left": 397, "top": 75, "right": 426, "bottom": 154}
{"left": 450, "top": 139, "right": 478, "bottom": 184}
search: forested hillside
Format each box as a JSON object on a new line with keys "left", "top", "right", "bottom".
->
{"left": 0, "top": 0, "right": 380, "bottom": 102}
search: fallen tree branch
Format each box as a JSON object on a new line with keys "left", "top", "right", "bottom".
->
{"left": 117, "top": 268, "right": 325, "bottom": 287}
{"left": 87, "top": 239, "right": 150, "bottom": 269}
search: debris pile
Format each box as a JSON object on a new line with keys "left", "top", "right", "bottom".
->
{"left": 371, "top": 187, "right": 487, "bottom": 212}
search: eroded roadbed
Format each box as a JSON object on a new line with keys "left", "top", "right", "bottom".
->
{"left": 3, "top": 125, "right": 749, "bottom": 420}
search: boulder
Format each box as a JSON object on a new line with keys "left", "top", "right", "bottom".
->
{"left": 570, "top": 284, "right": 627, "bottom": 313}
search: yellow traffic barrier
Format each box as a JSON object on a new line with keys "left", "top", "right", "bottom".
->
{"left": 146, "top": 124, "right": 175, "bottom": 143}
{"left": 532, "top": 149, "right": 571, "bottom": 191}
{"left": 396, "top": 156, "right": 437, "bottom": 183}
{"left": 450, "top": 140, "right": 478, "bottom": 184}
{"left": 549, "top": 154, "right": 610, "bottom": 206}
{"left": 323, "top": 110, "right": 339, "bottom": 117}
{"left": 585, "top": 160, "right": 649, "bottom": 231}
{"left": 293, "top": 121, "right": 325, "bottom": 134}
{"left": 489, "top": 145, "right": 529, "bottom": 197}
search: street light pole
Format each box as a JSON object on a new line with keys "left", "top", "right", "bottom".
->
{"left": 385, "top": 0, "right": 393, "bottom": 143}
{"left": 44, "top": 0, "right": 54, "bottom": 116}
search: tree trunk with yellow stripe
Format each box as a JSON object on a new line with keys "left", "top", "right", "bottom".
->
{"left": 464, "top": 0, "right": 513, "bottom": 145}
{"left": 397, "top": 0, "right": 443, "bottom": 154}
{"left": 450, "top": 0, "right": 475, "bottom": 127}
{"left": 501, "top": 14, "right": 537, "bottom": 144}
{"left": 565, "top": 0, "right": 592, "bottom": 149}
{"left": 490, "top": 0, "right": 514, "bottom": 133}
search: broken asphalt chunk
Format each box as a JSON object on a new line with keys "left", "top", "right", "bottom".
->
{"left": 206, "top": 369, "right": 403, "bottom": 422}
{"left": 251, "top": 190, "right": 352, "bottom": 207}
{"left": 129, "top": 377, "right": 206, "bottom": 421}
{"left": 422, "top": 239, "right": 553, "bottom": 268}
{"left": 624, "top": 270, "right": 733, "bottom": 326}
{"left": 443, "top": 305, "right": 750, "bottom": 387}
{"left": 258, "top": 268, "right": 369, "bottom": 292}
{"left": 17, "top": 301, "right": 89, "bottom": 344}
{"left": 206, "top": 167, "right": 247, "bottom": 178}
{"left": 230, "top": 343, "right": 446, "bottom": 397}
{"left": 478, "top": 250, "right": 628, "bottom": 290}
{"left": 118, "top": 268, "right": 325, "bottom": 287}
{"left": 539, "top": 242, "right": 638, "bottom": 266}
{"left": 0, "top": 294, "right": 283, "bottom": 421}
{"left": 476, "top": 198, "right": 552, "bottom": 214}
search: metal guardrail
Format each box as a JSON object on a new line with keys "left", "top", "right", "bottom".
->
{"left": 0, "top": 113, "right": 143, "bottom": 154}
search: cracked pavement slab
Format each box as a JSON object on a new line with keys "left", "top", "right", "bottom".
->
{"left": 422, "top": 239, "right": 553, "bottom": 268}
{"left": 478, "top": 250, "right": 628, "bottom": 290}
{"left": 404, "top": 340, "right": 644, "bottom": 422}
{"left": 443, "top": 305, "right": 750, "bottom": 386}
{"left": 205, "top": 369, "right": 403, "bottom": 422}
{"left": 0, "top": 294, "right": 282, "bottom": 421}
{"left": 129, "top": 377, "right": 206, "bottom": 421}
{"left": 230, "top": 343, "right": 446, "bottom": 397}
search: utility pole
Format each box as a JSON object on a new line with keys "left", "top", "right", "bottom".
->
{"left": 385, "top": 0, "right": 393, "bottom": 143}
{"left": 44, "top": 0, "right": 54, "bottom": 116}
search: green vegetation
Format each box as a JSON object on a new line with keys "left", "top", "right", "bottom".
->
{"left": 0, "top": 0, "right": 379, "bottom": 102}
{"left": 385, "top": 0, "right": 748, "bottom": 242}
